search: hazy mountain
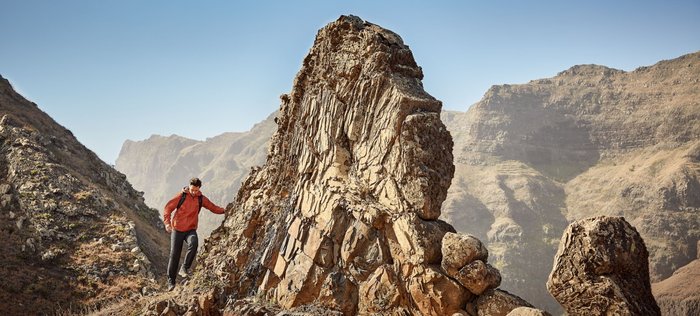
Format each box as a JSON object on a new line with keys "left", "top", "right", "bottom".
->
{"left": 0, "top": 75, "right": 168, "bottom": 314}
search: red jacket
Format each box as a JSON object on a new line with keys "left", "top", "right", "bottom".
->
{"left": 163, "top": 188, "right": 225, "bottom": 232}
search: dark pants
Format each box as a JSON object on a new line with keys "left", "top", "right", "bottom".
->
{"left": 167, "top": 229, "right": 198, "bottom": 285}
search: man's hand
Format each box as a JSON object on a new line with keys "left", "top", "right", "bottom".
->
{"left": 165, "top": 223, "right": 172, "bottom": 233}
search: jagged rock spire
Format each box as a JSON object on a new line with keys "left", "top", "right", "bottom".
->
{"left": 194, "top": 15, "right": 503, "bottom": 315}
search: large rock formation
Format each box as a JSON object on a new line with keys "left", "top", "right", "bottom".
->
{"left": 0, "top": 75, "right": 168, "bottom": 314}
{"left": 146, "top": 15, "right": 527, "bottom": 316}
{"left": 547, "top": 216, "right": 660, "bottom": 315}
{"left": 116, "top": 113, "right": 275, "bottom": 238}
{"left": 440, "top": 51, "right": 700, "bottom": 312}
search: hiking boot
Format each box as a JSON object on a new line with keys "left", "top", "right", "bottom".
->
{"left": 167, "top": 283, "right": 175, "bottom": 292}
{"left": 178, "top": 267, "right": 190, "bottom": 278}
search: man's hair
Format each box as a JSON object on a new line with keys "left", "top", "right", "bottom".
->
{"left": 190, "top": 177, "right": 202, "bottom": 187}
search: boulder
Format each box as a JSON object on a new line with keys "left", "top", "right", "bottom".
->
{"left": 441, "top": 232, "right": 489, "bottom": 276}
{"left": 547, "top": 216, "right": 661, "bottom": 315}
{"left": 505, "top": 307, "right": 551, "bottom": 316}
{"left": 476, "top": 289, "right": 533, "bottom": 316}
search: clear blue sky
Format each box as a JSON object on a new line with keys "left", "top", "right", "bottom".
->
{"left": 1, "top": 1, "right": 699, "bottom": 164}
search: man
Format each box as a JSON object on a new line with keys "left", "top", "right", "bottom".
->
{"left": 163, "top": 177, "right": 225, "bottom": 291}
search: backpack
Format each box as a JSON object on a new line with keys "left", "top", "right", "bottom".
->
{"left": 176, "top": 191, "right": 203, "bottom": 214}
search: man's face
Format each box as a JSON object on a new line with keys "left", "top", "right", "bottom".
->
{"left": 189, "top": 185, "right": 201, "bottom": 194}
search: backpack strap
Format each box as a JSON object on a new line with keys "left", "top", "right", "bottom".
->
{"left": 176, "top": 192, "right": 187, "bottom": 210}
{"left": 176, "top": 190, "right": 204, "bottom": 213}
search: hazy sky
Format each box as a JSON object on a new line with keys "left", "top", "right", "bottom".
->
{"left": 1, "top": 1, "right": 699, "bottom": 164}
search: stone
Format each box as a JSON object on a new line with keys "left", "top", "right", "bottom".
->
{"left": 476, "top": 289, "right": 534, "bottom": 316}
{"left": 505, "top": 307, "right": 552, "bottom": 316}
{"left": 407, "top": 265, "right": 469, "bottom": 316}
{"left": 25, "top": 238, "right": 35, "bottom": 252}
{"left": 357, "top": 265, "right": 407, "bottom": 315}
{"left": 441, "top": 232, "right": 489, "bottom": 276}
{"left": 547, "top": 216, "right": 661, "bottom": 316}
{"left": 391, "top": 213, "right": 455, "bottom": 264}
{"left": 0, "top": 183, "right": 11, "bottom": 194}
{"left": 453, "top": 260, "right": 501, "bottom": 295}
{"left": 318, "top": 271, "right": 358, "bottom": 315}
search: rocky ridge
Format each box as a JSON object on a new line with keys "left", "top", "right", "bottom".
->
{"left": 116, "top": 112, "right": 275, "bottom": 238}
{"left": 0, "top": 75, "right": 168, "bottom": 314}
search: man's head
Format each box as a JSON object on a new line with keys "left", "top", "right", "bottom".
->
{"left": 189, "top": 177, "right": 202, "bottom": 194}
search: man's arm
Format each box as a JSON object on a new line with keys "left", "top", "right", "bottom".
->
{"left": 163, "top": 193, "right": 181, "bottom": 231}
{"left": 202, "top": 196, "right": 225, "bottom": 214}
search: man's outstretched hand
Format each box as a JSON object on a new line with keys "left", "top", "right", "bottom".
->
{"left": 165, "top": 223, "right": 172, "bottom": 233}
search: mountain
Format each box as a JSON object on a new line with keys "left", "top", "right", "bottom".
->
{"left": 0, "top": 75, "right": 168, "bottom": 314}
{"left": 115, "top": 113, "right": 276, "bottom": 238}
{"left": 440, "top": 51, "right": 700, "bottom": 312}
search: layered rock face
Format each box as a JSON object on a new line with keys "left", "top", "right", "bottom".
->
{"left": 116, "top": 114, "right": 275, "bottom": 237}
{"left": 440, "top": 51, "right": 700, "bottom": 312}
{"left": 187, "top": 16, "right": 524, "bottom": 315}
{"left": 547, "top": 216, "right": 661, "bottom": 315}
{"left": 0, "top": 75, "right": 168, "bottom": 314}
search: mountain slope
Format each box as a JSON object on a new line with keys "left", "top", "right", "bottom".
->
{"left": 652, "top": 252, "right": 700, "bottom": 316}
{"left": 0, "top": 75, "right": 168, "bottom": 314}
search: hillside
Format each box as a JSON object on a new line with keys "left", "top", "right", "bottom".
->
{"left": 652, "top": 250, "right": 700, "bottom": 316}
{"left": 0, "top": 75, "right": 169, "bottom": 314}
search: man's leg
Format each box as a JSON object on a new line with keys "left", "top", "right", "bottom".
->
{"left": 167, "top": 230, "right": 186, "bottom": 286}
{"left": 182, "top": 230, "right": 199, "bottom": 272}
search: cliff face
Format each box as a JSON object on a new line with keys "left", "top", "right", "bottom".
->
{"left": 115, "top": 113, "right": 275, "bottom": 237}
{"left": 441, "top": 51, "right": 700, "bottom": 312}
{"left": 0, "top": 75, "right": 168, "bottom": 314}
